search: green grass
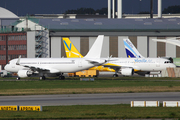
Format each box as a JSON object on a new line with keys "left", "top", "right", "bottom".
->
{"left": 0, "top": 77, "right": 180, "bottom": 95}
{"left": 0, "top": 77, "right": 180, "bottom": 89}
{"left": 0, "top": 104, "right": 180, "bottom": 119}
{"left": 0, "top": 77, "right": 180, "bottom": 119}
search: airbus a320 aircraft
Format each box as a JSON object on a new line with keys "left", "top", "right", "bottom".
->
{"left": 4, "top": 35, "right": 106, "bottom": 80}
{"left": 112, "top": 38, "right": 176, "bottom": 76}
{"left": 62, "top": 37, "right": 176, "bottom": 77}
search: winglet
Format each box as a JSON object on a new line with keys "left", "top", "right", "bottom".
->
{"left": 62, "top": 38, "right": 84, "bottom": 58}
{"left": 84, "top": 35, "right": 104, "bottom": 58}
{"left": 16, "top": 55, "right": 21, "bottom": 65}
{"left": 123, "top": 39, "right": 144, "bottom": 58}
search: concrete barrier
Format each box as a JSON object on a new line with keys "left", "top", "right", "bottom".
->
{"left": 161, "top": 69, "right": 168, "bottom": 77}
{"left": 163, "top": 101, "right": 180, "bottom": 107}
{"left": 131, "top": 101, "right": 159, "bottom": 107}
{"left": 175, "top": 68, "right": 180, "bottom": 77}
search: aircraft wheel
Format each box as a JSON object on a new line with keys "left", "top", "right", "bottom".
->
{"left": 40, "top": 76, "right": 46, "bottom": 80}
{"left": 62, "top": 76, "right": 65, "bottom": 80}
{"left": 59, "top": 76, "right": 65, "bottom": 80}
{"left": 113, "top": 74, "right": 118, "bottom": 77}
{"left": 42, "top": 76, "right": 46, "bottom": 80}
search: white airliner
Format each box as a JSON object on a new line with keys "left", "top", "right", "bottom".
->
{"left": 108, "top": 38, "right": 175, "bottom": 76}
{"left": 4, "top": 35, "right": 106, "bottom": 80}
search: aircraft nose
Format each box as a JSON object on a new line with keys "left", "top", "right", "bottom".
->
{"left": 4, "top": 64, "right": 9, "bottom": 71}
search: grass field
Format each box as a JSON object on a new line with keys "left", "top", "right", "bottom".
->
{"left": 0, "top": 77, "right": 180, "bottom": 95}
{"left": 1, "top": 77, "right": 180, "bottom": 119}
{"left": 0, "top": 104, "right": 180, "bottom": 119}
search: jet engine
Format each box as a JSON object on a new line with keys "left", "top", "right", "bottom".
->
{"left": 17, "top": 70, "right": 32, "bottom": 78}
{"left": 119, "top": 68, "right": 134, "bottom": 76}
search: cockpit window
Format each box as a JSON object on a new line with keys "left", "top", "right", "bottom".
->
{"left": 164, "top": 61, "right": 171, "bottom": 64}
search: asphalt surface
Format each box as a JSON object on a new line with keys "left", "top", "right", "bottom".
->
{"left": 0, "top": 92, "right": 180, "bottom": 106}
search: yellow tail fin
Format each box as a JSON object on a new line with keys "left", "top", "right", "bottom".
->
{"left": 62, "top": 38, "right": 84, "bottom": 58}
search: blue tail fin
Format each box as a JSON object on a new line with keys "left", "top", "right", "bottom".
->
{"left": 123, "top": 39, "right": 144, "bottom": 58}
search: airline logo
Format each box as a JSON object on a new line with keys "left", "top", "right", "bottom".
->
{"left": 134, "top": 58, "right": 152, "bottom": 63}
{"left": 64, "top": 40, "right": 72, "bottom": 51}
{"left": 124, "top": 39, "right": 141, "bottom": 58}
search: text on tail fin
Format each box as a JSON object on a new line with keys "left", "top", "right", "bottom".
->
{"left": 123, "top": 39, "right": 144, "bottom": 58}
{"left": 123, "top": 40, "right": 140, "bottom": 58}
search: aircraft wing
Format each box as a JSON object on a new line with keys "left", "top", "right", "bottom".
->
{"left": 16, "top": 56, "right": 59, "bottom": 73}
{"left": 85, "top": 58, "right": 106, "bottom": 66}
{"left": 103, "top": 63, "right": 121, "bottom": 68}
{"left": 23, "top": 65, "right": 49, "bottom": 71}
{"left": 152, "top": 39, "right": 180, "bottom": 47}
{"left": 85, "top": 57, "right": 119, "bottom": 66}
{"left": 21, "top": 64, "right": 60, "bottom": 73}
{"left": 103, "top": 63, "right": 141, "bottom": 72}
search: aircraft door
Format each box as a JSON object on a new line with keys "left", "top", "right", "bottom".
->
{"left": 156, "top": 60, "right": 160, "bottom": 67}
{"left": 12, "top": 62, "right": 15, "bottom": 68}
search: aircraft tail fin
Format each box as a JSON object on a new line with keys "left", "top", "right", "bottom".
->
{"left": 62, "top": 38, "right": 84, "bottom": 58}
{"left": 84, "top": 35, "right": 104, "bottom": 58}
{"left": 123, "top": 38, "right": 144, "bottom": 58}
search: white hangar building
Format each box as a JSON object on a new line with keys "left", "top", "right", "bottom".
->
{"left": 14, "top": 17, "right": 180, "bottom": 59}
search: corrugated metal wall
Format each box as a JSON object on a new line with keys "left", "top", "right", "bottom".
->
{"left": 50, "top": 36, "right": 180, "bottom": 58}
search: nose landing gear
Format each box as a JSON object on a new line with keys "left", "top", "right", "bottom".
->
{"left": 59, "top": 73, "right": 65, "bottom": 80}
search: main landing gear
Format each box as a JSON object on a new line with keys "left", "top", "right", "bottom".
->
{"left": 39, "top": 76, "right": 46, "bottom": 80}
{"left": 59, "top": 76, "right": 65, "bottom": 80}
{"left": 113, "top": 74, "right": 118, "bottom": 77}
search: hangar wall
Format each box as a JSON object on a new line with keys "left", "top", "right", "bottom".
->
{"left": 51, "top": 37, "right": 61, "bottom": 58}
{"left": 50, "top": 35, "right": 180, "bottom": 58}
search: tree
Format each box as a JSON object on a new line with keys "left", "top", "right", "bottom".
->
{"left": 162, "top": 5, "right": 180, "bottom": 14}
{"left": 65, "top": 7, "right": 108, "bottom": 15}
{"left": 138, "top": 11, "right": 150, "bottom": 14}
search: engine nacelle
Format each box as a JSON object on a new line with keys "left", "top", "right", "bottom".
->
{"left": 17, "top": 70, "right": 32, "bottom": 78}
{"left": 119, "top": 68, "right": 134, "bottom": 76}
